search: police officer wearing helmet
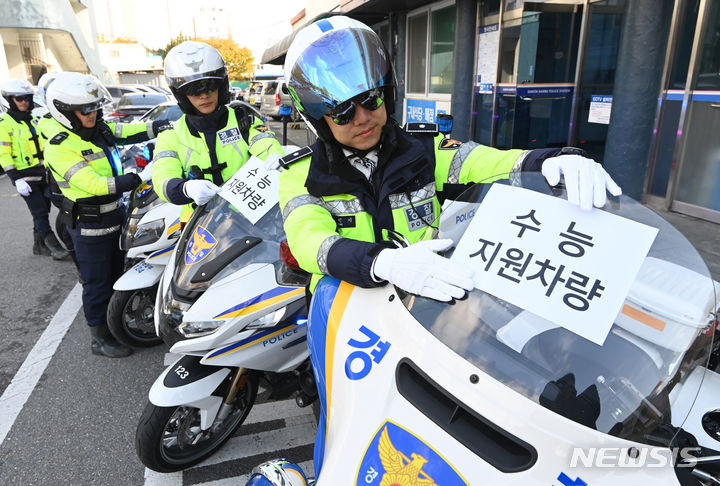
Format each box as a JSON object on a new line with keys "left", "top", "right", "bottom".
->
{"left": 43, "top": 72, "right": 171, "bottom": 358}
{"left": 152, "top": 40, "right": 285, "bottom": 221}
{"left": 273, "top": 15, "right": 622, "bottom": 474}
{"left": 36, "top": 71, "right": 81, "bottom": 272}
{"left": 0, "top": 79, "right": 70, "bottom": 260}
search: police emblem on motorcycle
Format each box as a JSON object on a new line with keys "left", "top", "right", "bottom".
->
{"left": 185, "top": 226, "right": 218, "bottom": 265}
{"left": 356, "top": 421, "right": 468, "bottom": 485}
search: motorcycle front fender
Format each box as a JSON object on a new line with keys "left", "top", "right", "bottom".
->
{"left": 149, "top": 355, "right": 231, "bottom": 429}
{"left": 113, "top": 260, "right": 165, "bottom": 291}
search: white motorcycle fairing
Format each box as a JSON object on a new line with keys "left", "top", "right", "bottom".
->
{"left": 168, "top": 262, "right": 308, "bottom": 375}
{"left": 125, "top": 189, "right": 182, "bottom": 260}
{"left": 148, "top": 354, "right": 231, "bottom": 430}
{"left": 113, "top": 257, "right": 167, "bottom": 291}
{"left": 313, "top": 280, "right": 698, "bottom": 486}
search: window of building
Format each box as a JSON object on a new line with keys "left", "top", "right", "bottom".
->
{"left": 406, "top": 3, "right": 456, "bottom": 96}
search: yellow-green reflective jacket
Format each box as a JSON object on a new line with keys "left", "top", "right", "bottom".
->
{"left": 0, "top": 112, "right": 44, "bottom": 181}
{"left": 279, "top": 123, "right": 526, "bottom": 291}
{"left": 152, "top": 105, "right": 284, "bottom": 222}
{"left": 43, "top": 117, "right": 153, "bottom": 202}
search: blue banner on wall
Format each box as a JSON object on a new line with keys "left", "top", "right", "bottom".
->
{"left": 406, "top": 99, "right": 445, "bottom": 123}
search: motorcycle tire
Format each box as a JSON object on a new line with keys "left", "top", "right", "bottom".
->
{"left": 107, "top": 286, "right": 162, "bottom": 348}
{"left": 135, "top": 373, "right": 258, "bottom": 473}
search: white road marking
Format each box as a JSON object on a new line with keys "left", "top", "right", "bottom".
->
{"left": 143, "top": 469, "right": 182, "bottom": 486}
{"left": 0, "top": 283, "right": 82, "bottom": 445}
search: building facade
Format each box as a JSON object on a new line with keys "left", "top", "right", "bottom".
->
{"left": 0, "top": 0, "right": 108, "bottom": 83}
{"left": 263, "top": 0, "right": 720, "bottom": 224}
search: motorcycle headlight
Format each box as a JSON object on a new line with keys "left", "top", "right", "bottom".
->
{"left": 177, "top": 320, "right": 222, "bottom": 338}
{"left": 130, "top": 219, "right": 165, "bottom": 248}
{"left": 244, "top": 308, "right": 286, "bottom": 330}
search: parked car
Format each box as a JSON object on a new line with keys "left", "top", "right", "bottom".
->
{"left": 105, "top": 84, "right": 144, "bottom": 108}
{"left": 260, "top": 78, "right": 300, "bottom": 121}
{"left": 106, "top": 93, "right": 169, "bottom": 123}
{"left": 244, "top": 81, "right": 263, "bottom": 108}
{"left": 119, "top": 100, "right": 184, "bottom": 171}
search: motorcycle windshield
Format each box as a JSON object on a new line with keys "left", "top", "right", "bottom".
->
{"left": 172, "top": 194, "right": 286, "bottom": 296}
{"left": 401, "top": 173, "right": 716, "bottom": 446}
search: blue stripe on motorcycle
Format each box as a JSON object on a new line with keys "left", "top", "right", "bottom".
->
{"left": 308, "top": 276, "right": 343, "bottom": 473}
{"left": 213, "top": 287, "right": 304, "bottom": 319}
{"left": 206, "top": 322, "right": 302, "bottom": 359}
{"left": 148, "top": 244, "right": 176, "bottom": 259}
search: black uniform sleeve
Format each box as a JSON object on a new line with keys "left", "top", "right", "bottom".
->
{"left": 164, "top": 178, "right": 194, "bottom": 205}
{"left": 115, "top": 173, "right": 142, "bottom": 193}
{"left": 326, "top": 238, "right": 393, "bottom": 288}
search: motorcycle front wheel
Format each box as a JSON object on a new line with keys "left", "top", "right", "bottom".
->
{"left": 107, "top": 286, "right": 162, "bottom": 348}
{"left": 135, "top": 373, "right": 258, "bottom": 472}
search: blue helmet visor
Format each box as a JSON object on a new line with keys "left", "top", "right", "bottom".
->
{"left": 288, "top": 27, "right": 394, "bottom": 120}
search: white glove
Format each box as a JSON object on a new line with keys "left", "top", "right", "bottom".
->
{"left": 138, "top": 164, "right": 153, "bottom": 182}
{"left": 542, "top": 154, "right": 622, "bottom": 210}
{"left": 183, "top": 179, "right": 220, "bottom": 205}
{"left": 372, "top": 239, "right": 474, "bottom": 302}
{"left": 264, "top": 153, "right": 284, "bottom": 172}
{"left": 15, "top": 179, "right": 31, "bottom": 196}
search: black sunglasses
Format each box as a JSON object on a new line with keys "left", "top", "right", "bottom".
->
{"left": 327, "top": 89, "right": 384, "bottom": 125}
{"left": 13, "top": 95, "right": 32, "bottom": 103}
{"left": 180, "top": 78, "right": 222, "bottom": 97}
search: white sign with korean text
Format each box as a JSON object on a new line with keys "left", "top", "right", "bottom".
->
{"left": 218, "top": 156, "right": 278, "bottom": 224}
{"left": 451, "top": 183, "right": 658, "bottom": 345}
{"left": 589, "top": 95, "right": 613, "bottom": 124}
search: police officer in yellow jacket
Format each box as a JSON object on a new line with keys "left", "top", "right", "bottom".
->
{"left": 272, "top": 16, "right": 623, "bottom": 475}
{"left": 152, "top": 41, "right": 284, "bottom": 220}
{"left": 276, "top": 16, "right": 622, "bottom": 299}
{"left": 44, "top": 72, "right": 170, "bottom": 358}
{"left": 0, "top": 79, "right": 69, "bottom": 260}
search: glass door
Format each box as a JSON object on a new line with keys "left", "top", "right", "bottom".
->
{"left": 494, "top": 1, "right": 582, "bottom": 150}
{"left": 671, "top": 0, "right": 720, "bottom": 220}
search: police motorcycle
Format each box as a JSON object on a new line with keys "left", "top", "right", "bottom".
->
{"left": 135, "top": 155, "right": 316, "bottom": 473}
{"left": 107, "top": 162, "right": 182, "bottom": 348}
{"left": 247, "top": 172, "right": 720, "bottom": 486}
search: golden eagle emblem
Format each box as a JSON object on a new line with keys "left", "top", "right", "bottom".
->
{"left": 190, "top": 232, "right": 215, "bottom": 255}
{"left": 378, "top": 426, "right": 437, "bottom": 486}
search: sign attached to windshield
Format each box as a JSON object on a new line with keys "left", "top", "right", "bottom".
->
{"left": 218, "top": 156, "right": 278, "bottom": 224}
{"left": 451, "top": 183, "right": 658, "bottom": 345}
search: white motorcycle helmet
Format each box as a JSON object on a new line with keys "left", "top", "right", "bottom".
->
{"left": 0, "top": 79, "right": 35, "bottom": 112}
{"left": 164, "top": 40, "right": 230, "bottom": 115}
{"left": 246, "top": 459, "right": 308, "bottom": 486}
{"left": 284, "top": 15, "right": 396, "bottom": 142}
{"left": 37, "top": 72, "right": 60, "bottom": 105}
{"left": 45, "top": 72, "right": 111, "bottom": 130}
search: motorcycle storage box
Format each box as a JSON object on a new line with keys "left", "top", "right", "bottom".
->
{"left": 615, "top": 256, "right": 720, "bottom": 352}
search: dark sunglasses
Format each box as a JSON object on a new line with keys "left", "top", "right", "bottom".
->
{"left": 180, "top": 78, "right": 222, "bottom": 97}
{"left": 13, "top": 95, "right": 32, "bottom": 103}
{"left": 327, "top": 89, "right": 384, "bottom": 125}
{"left": 78, "top": 102, "right": 103, "bottom": 115}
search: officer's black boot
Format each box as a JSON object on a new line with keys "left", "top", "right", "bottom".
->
{"left": 90, "top": 324, "right": 133, "bottom": 358}
{"left": 32, "top": 230, "right": 51, "bottom": 256}
{"left": 43, "top": 233, "right": 71, "bottom": 261}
